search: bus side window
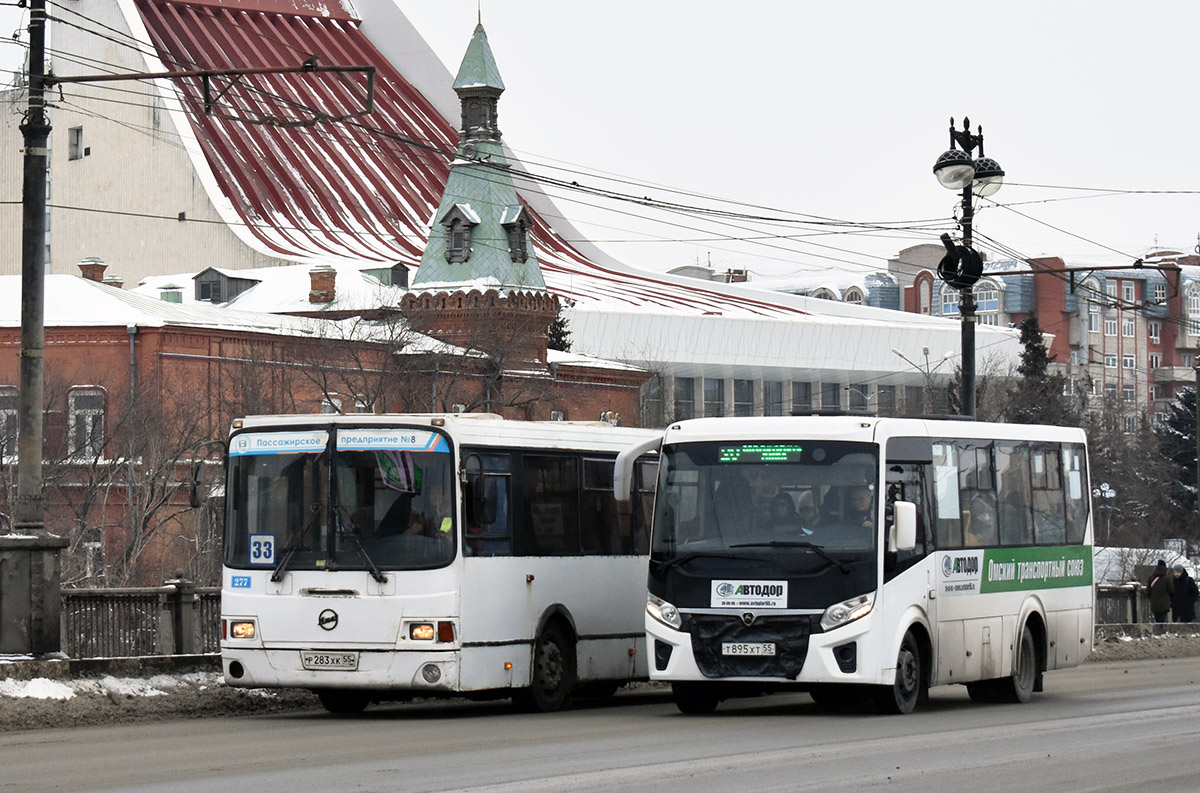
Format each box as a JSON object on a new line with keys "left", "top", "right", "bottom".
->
{"left": 884, "top": 463, "right": 929, "bottom": 580}
{"left": 996, "top": 443, "right": 1034, "bottom": 546}
{"left": 520, "top": 454, "right": 581, "bottom": 556}
{"left": 1062, "top": 443, "right": 1089, "bottom": 544}
{"left": 932, "top": 442, "right": 962, "bottom": 549}
{"left": 463, "top": 452, "right": 512, "bottom": 557}
{"left": 1031, "top": 445, "right": 1066, "bottom": 544}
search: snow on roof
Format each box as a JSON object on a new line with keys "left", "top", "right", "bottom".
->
{"left": 134, "top": 263, "right": 408, "bottom": 314}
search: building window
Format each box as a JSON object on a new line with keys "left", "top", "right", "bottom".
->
{"left": 447, "top": 219, "right": 472, "bottom": 263}
{"left": 673, "top": 377, "right": 695, "bottom": 421}
{"left": 1063, "top": 379, "right": 1075, "bottom": 396}
{"left": 877, "top": 385, "right": 896, "bottom": 415}
{"left": 1122, "top": 283, "right": 1134, "bottom": 303}
{"left": 847, "top": 384, "right": 869, "bottom": 412}
{"left": 1104, "top": 383, "right": 1117, "bottom": 399}
{"left": 1123, "top": 354, "right": 1135, "bottom": 369}
{"left": 975, "top": 283, "right": 999, "bottom": 312}
{"left": 919, "top": 281, "right": 931, "bottom": 314}
{"left": 1122, "top": 317, "right": 1135, "bottom": 337}
{"left": 68, "top": 126, "right": 84, "bottom": 160}
{"left": 941, "top": 288, "right": 959, "bottom": 316}
{"left": 1189, "top": 286, "right": 1200, "bottom": 335}
{"left": 1104, "top": 354, "right": 1117, "bottom": 368}
{"left": 1149, "top": 321, "right": 1161, "bottom": 344}
{"left": 502, "top": 210, "right": 531, "bottom": 264}
{"left": 68, "top": 387, "right": 106, "bottom": 457}
{"left": 1153, "top": 384, "right": 1165, "bottom": 400}
{"left": 1154, "top": 283, "right": 1167, "bottom": 303}
{"left": 198, "top": 280, "right": 223, "bottom": 303}
{"left": 1122, "top": 384, "right": 1135, "bottom": 401}
{"left": 1106, "top": 282, "right": 1117, "bottom": 300}
{"left": 703, "top": 378, "right": 725, "bottom": 417}
{"left": 1123, "top": 415, "right": 1138, "bottom": 433}
{"left": 320, "top": 395, "right": 342, "bottom": 414}
{"left": 821, "top": 382, "right": 841, "bottom": 410}
{"left": 844, "top": 287, "right": 864, "bottom": 305}
{"left": 733, "top": 379, "right": 754, "bottom": 417}
{"left": 642, "top": 376, "right": 664, "bottom": 427}
{"left": 1149, "top": 353, "right": 1161, "bottom": 368}
{"left": 1088, "top": 313, "right": 1100, "bottom": 333}
{"left": 1185, "top": 354, "right": 1195, "bottom": 369}
{"left": 0, "top": 387, "right": 16, "bottom": 456}
{"left": 1104, "top": 318, "right": 1117, "bottom": 336}
{"left": 763, "top": 381, "right": 784, "bottom": 416}
{"left": 791, "top": 382, "right": 812, "bottom": 414}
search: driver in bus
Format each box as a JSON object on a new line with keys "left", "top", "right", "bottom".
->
{"left": 845, "top": 486, "right": 874, "bottom": 527}
{"left": 407, "top": 486, "right": 453, "bottom": 539}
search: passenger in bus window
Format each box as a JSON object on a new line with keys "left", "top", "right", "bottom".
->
{"left": 768, "top": 493, "right": 798, "bottom": 534}
{"left": 845, "top": 486, "right": 874, "bottom": 527}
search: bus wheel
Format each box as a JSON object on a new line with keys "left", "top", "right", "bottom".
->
{"left": 1001, "top": 625, "right": 1037, "bottom": 703}
{"left": 876, "top": 631, "right": 922, "bottom": 714}
{"left": 672, "top": 682, "right": 719, "bottom": 714}
{"left": 514, "top": 623, "right": 576, "bottom": 712}
{"left": 315, "top": 689, "right": 371, "bottom": 714}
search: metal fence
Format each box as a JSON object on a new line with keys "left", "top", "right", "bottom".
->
{"left": 61, "top": 583, "right": 220, "bottom": 659}
{"left": 53, "top": 583, "right": 1176, "bottom": 659}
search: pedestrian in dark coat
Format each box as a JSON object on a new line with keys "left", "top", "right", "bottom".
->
{"left": 1170, "top": 564, "right": 1198, "bottom": 623}
{"left": 1148, "top": 559, "right": 1175, "bottom": 623}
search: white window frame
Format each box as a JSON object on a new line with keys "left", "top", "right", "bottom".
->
{"left": 1104, "top": 354, "right": 1117, "bottom": 368}
{"left": 1104, "top": 318, "right": 1117, "bottom": 337}
{"left": 1122, "top": 354, "right": 1135, "bottom": 370}
{"left": 1149, "top": 321, "right": 1161, "bottom": 344}
{"left": 68, "top": 387, "right": 106, "bottom": 458}
{"left": 1122, "top": 317, "right": 1135, "bottom": 337}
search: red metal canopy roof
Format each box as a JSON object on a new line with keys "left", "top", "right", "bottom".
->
{"left": 133, "top": 0, "right": 805, "bottom": 317}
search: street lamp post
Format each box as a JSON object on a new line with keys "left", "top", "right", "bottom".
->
{"left": 892, "top": 346, "right": 955, "bottom": 415}
{"left": 932, "top": 117, "right": 1005, "bottom": 418}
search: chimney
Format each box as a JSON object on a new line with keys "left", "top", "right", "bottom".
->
{"left": 159, "top": 283, "right": 183, "bottom": 303}
{"left": 309, "top": 264, "right": 336, "bottom": 304}
{"left": 102, "top": 274, "right": 124, "bottom": 290}
{"left": 78, "top": 256, "right": 107, "bottom": 282}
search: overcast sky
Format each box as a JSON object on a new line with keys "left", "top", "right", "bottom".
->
{"left": 5, "top": 2, "right": 1200, "bottom": 282}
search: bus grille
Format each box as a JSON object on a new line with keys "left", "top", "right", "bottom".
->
{"left": 682, "top": 614, "right": 813, "bottom": 679}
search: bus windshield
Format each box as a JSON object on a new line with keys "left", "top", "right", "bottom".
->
{"left": 225, "top": 427, "right": 455, "bottom": 571}
{"left": 653, "top": 440, "right": 879, "bottom": 566}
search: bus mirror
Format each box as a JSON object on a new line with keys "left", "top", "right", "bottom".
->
{"left": 615, "top": 435, "right": 662, "bottom": 501}
{"left": 466, "top": 475, "right": 497, "bottom": 526}
{"left": 892, "top": 501, "right": 917, "bottom": 552}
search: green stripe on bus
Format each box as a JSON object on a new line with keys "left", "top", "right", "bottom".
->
{"left": 979, "top": 545, "right": 1092, "bottom": 593}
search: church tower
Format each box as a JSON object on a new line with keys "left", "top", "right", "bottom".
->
{"left": 403, "top": 21, "right": 558, "bottom": 375}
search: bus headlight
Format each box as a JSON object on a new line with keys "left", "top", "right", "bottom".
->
{"left": 820, "top": 592, "right": 874, "bottom": 632}
{"left": 647, "top": 594, "right": 682, "bottom": 630}
{"left": 230, "top": 621, "right": 256, "bottom": 640}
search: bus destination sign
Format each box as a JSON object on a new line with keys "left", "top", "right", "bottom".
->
{"left": 718, "top": 444, "right": 804, "bottom": 463}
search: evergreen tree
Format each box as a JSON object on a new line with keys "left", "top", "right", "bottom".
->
{"left": 1154, "top": 385, "right": 1199, "bottom": 522}
{"left": 547, "top": 304, "right": 571, "bottom": 353}
{"left": 1008, "top": 315, "right": 1077, "bottom": 426}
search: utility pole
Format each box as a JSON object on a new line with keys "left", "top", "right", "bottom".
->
{"left": 2, "top": 0, "right": 68, "bottom": 658}
{"left": 15, "top": 0, "right": 49, "bottom": 536}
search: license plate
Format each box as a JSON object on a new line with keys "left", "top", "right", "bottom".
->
{"left": 722, "top": 642, "right": 776, "bottom": 656}
{"left": 301, "top": 651, "right": 359, "bottom": 671}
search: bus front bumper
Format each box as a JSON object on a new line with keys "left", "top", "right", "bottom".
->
{"left": 221, "top": 647, "right": 461, "bottom": 692}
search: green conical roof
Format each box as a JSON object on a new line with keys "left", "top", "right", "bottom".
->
{"left": 453, "top": 24, "right": 505, "bottom": 92}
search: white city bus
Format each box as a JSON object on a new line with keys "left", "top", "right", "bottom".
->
{"left": 219, "top": 413, "right": 659, "bottom": 713}
{"left": 616, "top": 416, "right": 1092, "bottom": 714}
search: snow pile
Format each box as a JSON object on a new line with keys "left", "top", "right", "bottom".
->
{"left": 0, "top": 677, "right": 76, "bottom": 700}
{"left": 0, "top": 671, "right": 226, "bottom": 701}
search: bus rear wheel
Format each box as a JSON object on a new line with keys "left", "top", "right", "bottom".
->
{"left": 513, "top": 623, "right": 576, "bottom": 713}
{"left": 875, "top": 630, "right": 922, "bottom": 714}
{"left": 315, "top": 689, "right": 371, "bottom": 714}
{"left": 965, "top": 624, "right": 1038, "bottom": 704}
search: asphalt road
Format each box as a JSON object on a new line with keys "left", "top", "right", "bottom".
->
{"left": 4, "top": 658, "right": 1200, "bottom": 793}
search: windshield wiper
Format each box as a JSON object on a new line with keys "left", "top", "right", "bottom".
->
{"left": 270, "top": 546, "right": 300, "bottom": 583}
{"left": 653, "top": 550, "right": 774, "bottom": 575}
{"left": 270, "top": 502, "right": 323, "bottom": 582}
{"left": 335, "top": 506, "right": 388, "bottom": 584}
{"left": 728, "top": 541, "right": 852, "bottom": 574}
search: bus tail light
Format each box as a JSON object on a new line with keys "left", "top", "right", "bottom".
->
{"left": 410, "top": 623, "right": 435, "bottom": 641}
{"left": 437, "top": 621, "right": 455, "bottom": 642}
